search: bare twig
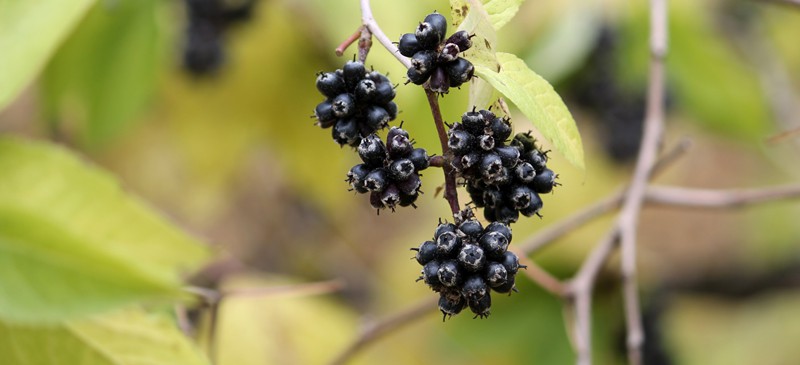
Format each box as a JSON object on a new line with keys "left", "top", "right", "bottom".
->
{"left": 756, "top": 0, "right": 800, "bottom": 8}
{"left": 335, "top": 26, "right": 364, "bottom": 57}
{"left": 515, "top": 252, "right": 566, "bottom": 297}
{"left": 425, "top": 89, "right": 461, "bottom": 215}
{"left": 518, "top": 138, "right": 691, "bottom": 256}
{"left": 567, "top": 229, "right": 620, "bottom": 365}
{"left": 646, "top": 185, "right": 800, "bottom": 208}
{"left": 329, "top": 297, "right": 438, "bottom": 365}
{"left": 612, "top": 1, "right": 668, "bottom": 363}
{"left": 359, "top": 0, "right": 412, "bottom": 68}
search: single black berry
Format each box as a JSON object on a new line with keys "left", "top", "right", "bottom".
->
{"left": 414, "top": 241, "right": 437, "bottom": 265}
{"left": 398, "top": 33, "right": 421, "bottom": 57}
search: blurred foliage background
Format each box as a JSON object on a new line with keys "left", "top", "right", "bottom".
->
{"left": 2, "top": 0, "right": 800, "bottom": 363}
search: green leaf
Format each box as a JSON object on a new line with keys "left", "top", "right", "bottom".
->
{"left": 0, "top": 308, "right": 210, "bottom": 365}
{"left": 0, "top": 0, "right": 95, "bottom": 111}
{"left": 42, "top": 0, "right": 166, "bottom": 145}
{"left": 473, "top": 53, "right": 585, "bottom": 170}
{"left": 456, "top": 0, "right": 500, "bottom": 110}
{"left": 0, "top": 137, "right": 210, "bottom": 323}
{"left": 450, "top": 0, "right": 525, "bottom": 30}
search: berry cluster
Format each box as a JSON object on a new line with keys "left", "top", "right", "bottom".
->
{"left": 347, "top": 127, "right": 430, "bottom": 211}
{"left": 465, "top": 132, "right": 558, "bottom": 224}
{"left": 414, "top": 210, "right": 523, "bottom": 319}
{"left": 448, "top": 108, "right": 518, "bottom": 186}
{"left": 314, "top": 61, "right": 398, "bottom": 146}
{"left": 183, "top": 0, "right": 255, "bottom": 75}
{"left": 398, "top": 13, "right": 475, "bottom": 94}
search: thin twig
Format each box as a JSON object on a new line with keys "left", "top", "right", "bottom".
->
{"left": 756, "top": 0, "right": 800, "bottom": 8}
{"left": 359, "top": 0, "right": 412, "bottom": 68}
{"left": 425, "top": 89, "right": 460, "bottom": 215}
{"left": 515, "top": 252, "right": 566, "bottom": 297}
{"left": 329, "top": 297, "right": 438, "bottom": 365}
{"left": 567, "top": 229, "right": 620, "bottom": 365}
{"left": 646, "top": 185, "right": 800, "bottom": 208}
{"left": 518, "top": 138, "right": 691, "bottom": 256}
{"left": 335, "top": 26, "right": 364, "bottom": 57}
{"left": 613, "top": 1, "right": 668, "bottom": 363}
{"left": 357, "top": 25, "right": 373, "bottom": 63}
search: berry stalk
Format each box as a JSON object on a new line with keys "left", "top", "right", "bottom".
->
{"left": 425, "top": 89, "right": 460, "bottom": 215}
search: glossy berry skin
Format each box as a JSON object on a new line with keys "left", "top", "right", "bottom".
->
{"left": 434, "top": 222, "right": 458, "bottom": 239}
{"left": 445, "top": 30, "right": 473, "bottom": 52}
{"left": 346, "top": 128, "right": 430, "bottom": 212}
{"left": 358, "top": 134, "right": 387, "bottom": 167}
{"left": 461, "top": 129, "right": 560, "bottom": 224}
{"left": 312, "top": 61, "right": 397, "bottom": 146}
{"left": 400, "top": 13, "right": 474, "bottom": 92}
{"left": 316, "top": 72, "right": 346, "bottom": 98}
{"left": 398, "top": 33, "right": 421, "bottom": 57}
{"left": 347, "top": 164, "right": 371, "bottom": 194}
{"left": 458, "top": 220, "right": 484, "bottom": 240}
{"left": 332, "top": 118, "right": 359, "bottom": 146}
{"left": 468, "top": 291, "right": 491, "bottom": 318}
{"left": 484, "top": 261, "right": 509, "bottom": 288}
{"left": 409, "top": 148, "right": 430, "bottom": 170}
{"left": 438, "top": 260, "right": 462, "bottom": 287}
{"left": 532, "top": 168, "right": 557, "bottom": 194}
{"left": 314, "top": 101, "right": 336, "bottom": 127}
{"left": 414, "top": 241, "right": 436, "bottom": 265}
{"left": 439, "top": 290, "right": 466, "bottom": 319}
{"left": 414, "top": 210, "right": 523, "bottom": 318}
{"left": 446, "top": 57, "right": 474, "bottom": 88}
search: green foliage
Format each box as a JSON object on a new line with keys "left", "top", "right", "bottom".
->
{"left": 474, "top": 53, "right": 585, "bottom": 170}
{"left": 0, "top": 137, "right": 209, "bottom": 323}
{"left": 453, "top": 0, "right": 584, "bottom": 170}
{"left": 617, "top": 0, "right": 771, "bottom": 139}
{"left": 41, "top": 0, "right": 167, "bottom": 145}
{"left": 0, "top": 308, "right": 209, "bottom": 365}
{"left": 450, "top": 0, "right": 525, "bottom": 30}
{"left": 0, "top": 0, "right": 95, "bottom": 111}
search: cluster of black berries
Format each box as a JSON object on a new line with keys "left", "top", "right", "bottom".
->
{"left": 183, "top": 0, "right": 256, "bottom": 75}
{"left": 347, "top": 127, "right": 430, "bottom": 211}
{"left": 445, "top": 109, "right": 558, "bottom": 224}
{"left": 398, "top": 13, "right": 475, "bottom": 94}
{"left": 465, "top": 132, "right": 558, "bottom": 223}
{"left": 414, "top": 210, "right": 523, "bottom": 319}
{"left": 314, "top": 61, "right": 399, "bottom": 147}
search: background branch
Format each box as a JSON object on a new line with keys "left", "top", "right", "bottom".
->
{"left": 329, "top": 297, "right": 438, "bottom": 365}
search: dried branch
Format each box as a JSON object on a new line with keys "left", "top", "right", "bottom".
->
{"left": 425, "top": 89, "right": 461, "bottom": 215}
{"left": 614, "top": 1, "right": 668, "bottom": 363}
{"left": 518, "top": 138, "right": 691, "bottom": 256}
{"left": 359, "top": 0, "right": 411, "bottom": 68}
{"left": 646, "top": 185, "right": 800, "bottom": 208}
{"left": 329, "top": 297, "right": 438, "bottom": 365}
{"left": 756, "top": 0, "right": 800, "bottom": 8}
{"left": 335, "top": 26, "right": 364, "bottom": 57}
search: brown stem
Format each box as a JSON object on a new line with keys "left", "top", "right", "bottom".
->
{"left": 328, "top": 297, "right": 438, "bottom": 365}
{"left": 429, "top": 155, "right": 445, "bottom": 168}
{"left": 514, "top": 251, "right": 566, "bottom": 297}
{"left": 357, "top": 25, "right": 373, "bottom": 63}
{"left": 335, "top": 26, "right": 364, "bottom": 57}
{"left": 425, "top": 89, "right": 460, "bottom": 215}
